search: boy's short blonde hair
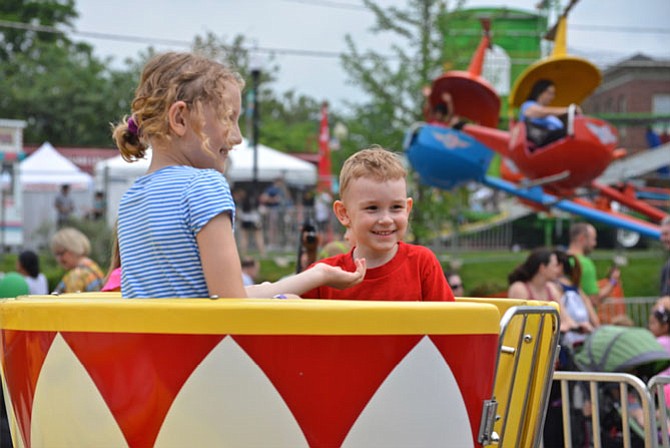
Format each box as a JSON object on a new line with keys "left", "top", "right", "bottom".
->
{"left": 339, "top": 147, "right": 406, "bottom": 198}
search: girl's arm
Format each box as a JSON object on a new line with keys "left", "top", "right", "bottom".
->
{"left": 246, "top": 259, "right": 366, "bottom": 298}
{"left": 547, "top": 282, "right": 578, "bottom": 332}
{"left": 197, "top": 213, "right": 248, "bottom": 299}
{"left": 580, "top": 287, "right": 601, "bottom": 327}
{"left": 555, "top": 294, "right": 580, "bottom": 333}
{"left": 524, "top": 103, "right": 582, "bottom": 119}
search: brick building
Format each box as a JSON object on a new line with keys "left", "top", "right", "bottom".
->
{"left": 582, "top": 53, "right": 670, "bottom": 152}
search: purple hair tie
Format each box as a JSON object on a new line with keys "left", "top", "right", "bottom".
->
{"left": 127, "top": 116, "right": 139, "bottom": 136}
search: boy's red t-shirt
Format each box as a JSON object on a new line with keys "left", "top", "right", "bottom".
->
{"left": 303, "top": 242, "right": 454, "bottom": 302}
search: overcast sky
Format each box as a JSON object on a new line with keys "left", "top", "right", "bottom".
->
{"left": 73, "top": 0, "right": 670, "bottom": 109}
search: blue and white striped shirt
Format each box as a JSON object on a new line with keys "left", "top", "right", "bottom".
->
{"left": 118, "top": 166, "right": 235, "bottom": 298}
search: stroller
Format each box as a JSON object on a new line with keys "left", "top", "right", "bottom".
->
{"left": 572, "top": 325, "right": 670, "bottom": 447}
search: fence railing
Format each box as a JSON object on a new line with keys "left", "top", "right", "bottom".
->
{"left": 599, "top": 297, "right": 659, "bottom": 328}
{"left": 551, "top": 371, "right": 670, "bottom": 448}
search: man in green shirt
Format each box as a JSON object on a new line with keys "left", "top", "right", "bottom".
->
{"left": 567, "top": 222, "right": 620, "bottom": 308}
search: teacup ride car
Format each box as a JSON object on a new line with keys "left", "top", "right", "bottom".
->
{"left": 0, "top": 292, "right": 559, "bottom": 448}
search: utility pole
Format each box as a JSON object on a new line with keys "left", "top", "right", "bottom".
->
{"left": 251, "top": 66, "right": 261, "bottom": 200}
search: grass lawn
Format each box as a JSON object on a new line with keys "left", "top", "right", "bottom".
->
{"left": 3, "top": 247, "right": 665, "bottom": 299}
{"left": 444, "top": 249, "right": 665, "bottom": 298}
{"left": 256, "top": 248, "right": 665, "bottom": 299}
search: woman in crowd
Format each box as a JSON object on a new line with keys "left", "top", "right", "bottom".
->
{"left": 507, "top": 247, "right": 573, "bottom": 332}
{"left": 51, "top": 227, "right": 105, "bottom": 294}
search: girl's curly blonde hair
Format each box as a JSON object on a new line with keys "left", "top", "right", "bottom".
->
{"left": 111, "top": 52, "right": 244, "bottom": 162}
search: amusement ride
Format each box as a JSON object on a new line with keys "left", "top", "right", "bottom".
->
{"left": 405, "top": 6, "right": 666, "bottom": 241}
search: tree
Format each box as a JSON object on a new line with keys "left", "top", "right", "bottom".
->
{"left": 0, "top": 0, "right": 78, "bottom": 62}
{"left": 339, "top": 0, "right": 467, "bottom": 243}
{"left": 193, "top": 32, "right": 325, "bottom": 153}
{"left": 0, "top": 1, "right": 140, "bottom": 146}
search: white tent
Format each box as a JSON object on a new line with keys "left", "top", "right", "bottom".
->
{"left": 95, "top": 140, "right": 317, "bottom": 226}
{"left": 20, "top": 142, "right": 93, "bottom": 191}
{"left": 226, "top": 140, "right": 317, "bottom": 185}
{"left": 19, "top": 142, "right": 94, "bottom": 247}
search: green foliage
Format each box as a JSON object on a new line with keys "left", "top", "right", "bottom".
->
{"left": 193, "top": 33, "right": 323, "bottom": 154}
{"left": 0, "top": 1, "right": 141, "bottom": 146}
{"left": 338, "top": 0, "right": 471, "bottom": 243}
{"left": 0, "top": 0, "right": 78, "bottom": 62}
{"left": 65, "top": 219, "right": 114, "bottom": 269}
{"left": 261, "top": 91, "right": 322, "bottom": 152}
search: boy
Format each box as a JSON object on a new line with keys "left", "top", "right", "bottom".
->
{"left": 303, "top": 147, "right": 454, "bottom": 302}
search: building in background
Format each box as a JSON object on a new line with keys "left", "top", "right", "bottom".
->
{"left": 0, "top": 119, "right": 26, "bottom": 248}
{"left": 582, "top": 54, "right": 670, "bottom": 151}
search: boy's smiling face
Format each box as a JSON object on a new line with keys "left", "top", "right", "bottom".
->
{"left": 335, "top": 176, "right": 412, "bottom": 262}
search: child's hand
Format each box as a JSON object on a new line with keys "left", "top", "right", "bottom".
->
{"left": 577, "top": 322, "right": 594, "bottom": 334}
{"left": 315, "top": 258, "right": 366, "bottom": 290}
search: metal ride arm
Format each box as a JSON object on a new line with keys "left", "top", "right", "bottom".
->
{"left": 591, "top": 181, "right": 668, "bottom": 223}
{"left": 483, "top": 175, "right": 661, "bottom": 240}
{"left": 567, "top": 103, "right": 577, "bottom": 137}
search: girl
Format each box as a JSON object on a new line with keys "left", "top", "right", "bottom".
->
{"left": 554, "top": 249, "right": 599, "bottom": 347}
{"left": 112, "top": 52, "right": 364, "bottom": 298}
{"left": 649, "top": 297, "right": 670, "bottom": 365}
{"left": 16, "top": 250, "right": 48, "bottom": 295}
{"left": 507, "top": 247, "right": 573, "bottom": 332}
{"left": 520, "top": 79, "right": 582, "bottom": 147}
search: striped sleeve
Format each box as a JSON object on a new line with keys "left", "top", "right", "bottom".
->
{"left": 184, "top": 170, "right": 236, "bottom": 234}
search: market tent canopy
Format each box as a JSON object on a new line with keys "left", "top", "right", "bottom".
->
{"left": 20, "top": 142, "right": 93, "bottom": 191}
{"left": 96, "top": 140, "right": 317, "bottom": 186}
{"left": 95, "top": 139, "right": 317, "bottom": 226}
{"left": 226, "top": 139, "right": 317, "bottom": 185}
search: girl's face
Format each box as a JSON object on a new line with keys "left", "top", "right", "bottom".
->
{"left": 538, "top": 84, "right": 556, "bottom": 106}
{"left": 184, "top": 81, "right": 242, "bottom": 173}
{"left": 541, "top": 254, "right": 561, "bottom": 281}
{"left": 649, "top": 313, "right": 669, "bottom": 337}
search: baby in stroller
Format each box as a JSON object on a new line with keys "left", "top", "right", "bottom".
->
{"left": 572, "top": 325, "right": 670, "bottom": 447}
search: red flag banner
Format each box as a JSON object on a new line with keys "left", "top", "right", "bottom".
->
{"left": 318, "top": 102, "right": 332, "bottom": 192}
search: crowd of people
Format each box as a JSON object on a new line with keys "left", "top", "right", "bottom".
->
{"left": 54, "top": 183, "right": 108, "bottom": 227}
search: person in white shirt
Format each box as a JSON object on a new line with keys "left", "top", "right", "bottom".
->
{"left": 16, "top": 250, "right": 48, "bottom": 295}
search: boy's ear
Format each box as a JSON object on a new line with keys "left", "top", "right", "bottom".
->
{"left": 333, "top": 200, "right": 350, "bottom": 226}
{"left": 406, "top": 197, "right": 413, "bottom": 215}
{"left": 167, "top": 101, "right": 189, "bottom": 136}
